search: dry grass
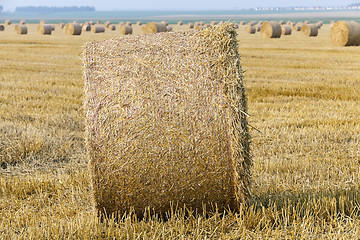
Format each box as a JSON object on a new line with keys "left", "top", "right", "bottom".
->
{"left": 0, "top": 23, "right": 360, "bottom": 239}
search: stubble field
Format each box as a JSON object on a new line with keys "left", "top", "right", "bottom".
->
{"left": 0, "top": 23, "right": 359, "bottom": 239}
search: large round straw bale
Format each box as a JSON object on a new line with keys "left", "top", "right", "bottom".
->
{"left": 256, "top": 25, "right": 261, "bottom": 32}
{"left": 239, "top": 21, "right": 245, "bottom": 25}
{"left": 330, "top": 21, "right": 360, "bottom": 46}
{"left": 137, "top": 21, "right": 142, "bottom": 26}
{"left": 304, "top": 20, "right": 309, "bottom": 24}
{"left": 281, "top": 25, "right": 292, "bottom": 35}
{"left": 91, "top": 25, "right": 105, "bottom": 33}
{"left": 260, "top": 21, "right": 282, "bottom": 38}
{"left": 40, "top": 20, "right": 47, "bottom": 25}
{"left": 167, "top": 26, "right": 173, "bottom": 31}
{"left": 97, "top": 20, "right": 102, "bottom": 24}
{"left": 37, "top": 24, "right": 53, "bottom": 35}
{"left": 83, "top": 23, "right": 251, "bottom": 219}
{"left": 278, "top": 20, "right": 285, "bottom": 25}
{"left": 64, "top": 23, "right": 82, "bottom": 35}
{"left": 5, "top": 20, "right": 11, "bottom": 25}
{"left": 20, "top": 20, "right": 26, "bottom": 25}
{"left": 14, "top": 24, "right": 27, "bottom": 34}
{"left": 142, "top": 22, "right": 168, "bottom": 34}
{"left": 301, "top": 24, "right": 318, "bottom": 37}
{"left": 245, "top": 25, "right": 256, "bottom": 34}
{"left": 82, "top": 24, "right": 91, "bottom": 31}
{"left": 249, "top": 21, "right": 256, "bottom": 26}
{"left": 161, "top": 21, "right": 168, "bottom": 26}
{"left": 194, "top": 22, "right": 205, "bottom": 30}
{"left": 119, "top": 25, "right": 132, "bottom": 35}
{"left": 0, "top": 25, "right": 5, "bottom": 31}
{"left": 125, "top": 21, "right": 132, "bottom": 26}
{"left": 178, "top": 21, "right": 183, "bottom": 26}
{"left": 89, "top": 21, "right": 95, "bottom": 25}
{"left": 104, "top": 21, "right": 111, "bottom": 28}
{"left": 188, "top": 23, "right": 194, "bottom": 29}
{"left": 59, "top": 23, "right": 65, "bottom": 28}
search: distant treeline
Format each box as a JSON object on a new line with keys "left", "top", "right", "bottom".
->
{"left": 15, "top": 6, "right": 95, "bottom": 13}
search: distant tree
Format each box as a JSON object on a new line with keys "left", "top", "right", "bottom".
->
{"left": 15, "top": 6, "right": 95, "bottom": 13}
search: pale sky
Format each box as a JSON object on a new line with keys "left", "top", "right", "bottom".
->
{"left": 0, "top": 0, "right": 356, "bottom": 11}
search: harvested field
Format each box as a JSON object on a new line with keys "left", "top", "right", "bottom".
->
{"left": 0, "top": 22, "right": 360, "bottom": 239}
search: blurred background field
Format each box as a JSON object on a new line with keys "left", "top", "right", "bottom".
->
{"left": 0, "top": 22, "right": 360, "bottom": 238}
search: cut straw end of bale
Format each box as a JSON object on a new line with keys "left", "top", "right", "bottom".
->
{"left": 330, "top": 21, "right": 360, "bottom": 46}
{"left": 301, "top": 24, "right": 318, "bottom": 37}
{"left": 83, "top": 23, "right": 251, "bottom": 219}
{"left": 64, "top": 23, "right": 82, "bottom": 35}
{"left": 260, "top": 21, "right": 282, "bottom": 38}
{"left": 82, "top": 24, "right": 91, "bottom": 31}
{"left": 0, "top": 25, "right": 5, "bottom": 31}
{"left": 142, "top": 22, "right": 168, "bottom": 34}
{"left": 119, "top": 25, "right": 132, "bottom": 35}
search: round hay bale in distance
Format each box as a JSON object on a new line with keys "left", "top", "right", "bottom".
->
{"left": 330, "top": 21, "right": 360, "bottom": 46}
{"left": 293, "top": 25, "right": 301, "bottom": 31}
{"left": 188, "top": 23, "right": 194, "bottom": 29}
{"left": 91, "top": 25, "right": 105, "bottom": 33}
{"left": 5, "top": 20, "right": 11, "bottom": 25}
{"left": 0, "top": 25, "right": 5, "bottom": 31}
{"left": 64, "top": 23, "right": 82, "bottom": 35}
{"left": 136, "top": 21, "right": 142, "bottom": 26}
{"left": 119, "top": 25, "right": 132, "bottom": 35}
{"left": 59, "top": 23, "right": 65, "bottom": 28}
{"left": 260, "top": 21, "right": 282, "bottom": 38}
{"left": 108, "top": 25, "right": 116, "bottom": 30}
{"left": 301, "top": 24, "right": 318, "bottom": 37}
{"left": 142, "top": 22, "right": 167, "bottom": 34}
{"left": 178, "top": 21, "right": 183, "bottom": 26}
{"left": 82, "top": 24, "right": 91, "bottom": 31}
{"left": 20, "top": 20, "right": 26, "bottom": 25}
{"left": 83, "top": 23, "right": 252, "bottom": 219}
{"left": 37, "top": 24, "right": 53, "bottom": 35}
{"left": 281, "top": 25, "right": 292, "bottom": 35}
{"left": 14, "top": 24, "right": 27, "bottom": 34}
{"left": 245, "top": 25, "right": 256, "bottom": 34}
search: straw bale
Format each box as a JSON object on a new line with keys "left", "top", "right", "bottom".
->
{"left": 104, "top": 21, "right": 111, "bottom": 28}
{"left": 210, "top": 21, "right": 217, "bottom": 26}
{"left": 89, "top": 21, "right": 95, "bottom": 25}
{"left": 37, "top": 24, "right": 53, "bottom": 35}
{"left": 178, "top": 21, "right": 183, "bottom": 26}
{"left": 249, "top": 21, "right": 256, "bottom": 26}
{"left": 330, "top": 21, "right": 360, "bottom": 46}
{"left": 14, "top": 24, "right": 27, "bottom": 34}
{"left": 304, "top": 20, "right": 309, "bottom": 24}
{"left": 119, "top": 22, "right": 125, "bottom": 26}
{"left": 142, "top": 22, "right": 168, "bottom": 34}
{"left": 260, "top": 21, "right": 281, "bottom": 38}
{"left": 234, "top": 23, "right": 239, "bottom": 29}
{"left": 119, "top": 25, "right": 132, "bottom": 35}
{"left": 126, "top": 21, "right": 132, "bottom": 26}
{"left": 20, "top": 20, "right": 26, "bottom": 25}
{"left": 200, "top": 21, "right": 205, "bottom": 25}
{"left": 84, "top": 23, "right": 251, "bottom": 219}
{"left": 194, "top": 23, "right": 204, "bottom": 30}
{"left": 188, "top": 23, "right": 194, "bottom": 29}
{"left": 59, "top": 23, "right": 65, "bottom": 28}
{"left": 82, "top": 24, "right": 91, "bottom": 31}
{"left": 278, "top": 20, "right": 285, "bottom": 25}
{"left": 73, "top": 20, "right": 79, "bottom": 23}
{"left": 51, "top": 25, "right": 55, "bottom": 31}
{"left": 293, "top": 24, "right": 301, "bottom": 31}
{"left": 315, "top": 21, "right": 323, "bottom": 28}
{"left": 281, "top": 25, "right": 292, "bottom": 35}
{"left": 5, "top": 20, "right": 11, "bottom": 25}
{"left": 257, "top": 21, "right": 263, "bottom": 25}
{"left": 167, "top": 26, "right": 173, "bottom": 31}
{"left": 0, "top": 25, "right": 5, "bottom": 31}
{"left": 97, "top": 20, "right": 102, "bottom": 24}
{"left": 64, "top": 23, "right": 82, "bottom": 35}
{"left": 161, "top": 21, "right": 168, "bottom": 26}
{"left": 108, "top": 25, "right": 116, "bottom": 30}
{"left": 239, "top": 21, "right": 245, "bottom": 25}
{"left": 256, "top": 25, "right": 261, "bottom": 32}
{"left": 137, "top": 21, "right": 142, "bottom": 26}
{"left": 245, "top": 25, "right": 256, "bottom": 34}
{"left": 91, "top": 25, "right": 105, "bottom": 33}
{"left": 301, "top": 24, "right": 318, "bottom": 37}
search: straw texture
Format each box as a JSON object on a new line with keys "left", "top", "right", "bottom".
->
{"left": 0, "top": 25, "right": 4, "bottom": 31}
{"left": 142, "top": 22, "right": 167, "bottom": 34}
{"left": 260, "top": 21, "right": 281, "bottom": 38}
{"left": 330, "top": 21, "right": 360, "bottom": 46}
{"left": 14, "top": 25, "right": 27, "bottom": 34}
{"left": 245, "top": 25, "right": 256, "bottom": 34}
{"left": 83, "top": 23, "right": 251, "bottom": 219}
{"left": 301, "top": 24, "right": 318, "bottom": 37}
{"left": 64, "top": 23, "right": 82, "bottom": 35}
